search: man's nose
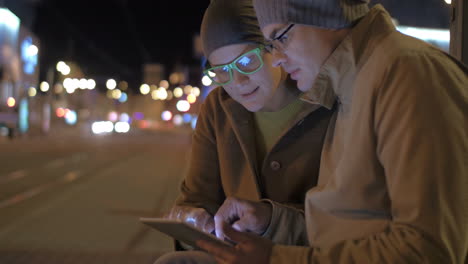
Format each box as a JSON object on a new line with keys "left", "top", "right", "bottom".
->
{"left": 271, "top": 49, "right": 287, "bottom": 68}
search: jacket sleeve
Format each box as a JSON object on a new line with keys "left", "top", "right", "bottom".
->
{"left": 269, "top": 52, "right": 468, "bottom": 263}
{"left": 261, "top": 200, "right": 308, "bottom": 246}
{"left": 174, "top": 89, "right": 225, "bottom": 216}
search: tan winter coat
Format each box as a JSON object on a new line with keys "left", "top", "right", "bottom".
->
{"left": 267, "top": 5, "right": 468, "bottom": 263}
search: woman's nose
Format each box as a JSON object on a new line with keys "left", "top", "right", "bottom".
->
{"left": 232, "top": 70, "right": 249, "bottom": 86}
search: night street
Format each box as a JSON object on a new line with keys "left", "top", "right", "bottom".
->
{"left": 0, "top": 128, "right": 192, "bottom": 263}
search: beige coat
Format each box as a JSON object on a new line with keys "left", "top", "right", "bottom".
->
{"left": 268, "top": 5, "right": 468, "bottom": 263}
{"left": 176, "top": 87, "right": 333, "bottom": 244}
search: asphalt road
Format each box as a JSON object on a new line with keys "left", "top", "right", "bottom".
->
{"left": 0, "top": 128, "right": 192, "bottom": 263}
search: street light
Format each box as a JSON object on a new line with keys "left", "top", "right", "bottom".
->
{"left": 40, "top": 81, "right": 50, "bottom": 92}
{"left": 444, "top": 0, "right": 451, "bottom": 4}
{"left": 140, "top": 84, "right": 150, "bottom": 95}
{"left": 106, "top": 79, "right": 117, "bottom": 90}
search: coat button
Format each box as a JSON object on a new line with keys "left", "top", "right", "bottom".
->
{"left": 270, "top": 161, "right": 281, "bottom": 171}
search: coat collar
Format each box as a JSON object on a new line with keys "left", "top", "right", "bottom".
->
{"left": 301, "top": 5, "right": 397, "bottom": 110}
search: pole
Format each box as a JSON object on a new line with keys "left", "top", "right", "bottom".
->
{"left": 450, "top": 0, "right": 468, "bottom": 65}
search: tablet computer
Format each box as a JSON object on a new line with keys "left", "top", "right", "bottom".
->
{"left": 139, "top": 217, "right": 234, "bottom": 249}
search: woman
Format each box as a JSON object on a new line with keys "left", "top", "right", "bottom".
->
{"left": 155, "top": 0, "right": 333, "bottom": 262}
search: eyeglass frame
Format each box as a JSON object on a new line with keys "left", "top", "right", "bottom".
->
{"left": 203, "top": 46, "right": 267, "bottom": 86}
{"left": 266, "top": 24, "right": 296, "bottom": 52}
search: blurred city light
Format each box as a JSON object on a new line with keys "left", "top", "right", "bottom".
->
{"left": 184, "top": 85, "right": 193, "bottom": 95}
{"left": 7, "top": 97, "right": 16, "bottom": 107}
{"left": 79, "top": 78, "right": 88, "bottom": 89}
{"left": 92, "top": 121, "right": 114, "bottom": 134}
{"left": 191, "top": 116, "right": 198, "bottom": 130}
{"left": 133, "top": 112, "right": 144, "bottom": 120}
{"left": 56, "top": 61, "right": 70, "bottom": 75}
{"left": 40, "top": 81, "right": 50, "bottom": 92}
{"left": 108, "top": 111, "right": 118, "bottom": 122}
{"left": 444, "top": 0, "right": 451, "bottom": 4}
{"left": 106, "top": 79, "right": 117, "bottom": 90}
{"left": 65, "top": 110, "right": 77, "bottom": 125}
{"left": 26, "top": 44, "right": 38, "bottom": 57}
{"left": 159, "top": 80, "right": 169, "bottom": 89}
{"left": 161, "top": 110, "right": 173, "bottom": 121}
{"left": 87, "top": 79, "right": 96, "bottom": 90}
{"left": 118, "top": 92, "right": 128, "bottom": 103}
{"left": 140, "top": 84, "right": 150, "bottom": 95}
{"left": 202, "top": 75, "right": 212, "bottom": 86}
{"left": 183, "top": 113, "right": 192, "bottom": 123}
{"left": 173, "top": 114, "right": 183, "bottom": 126}
{"left": 114, "top": 122, "right": 130, "bottom": 133}
{"left": 56, "top": 61, "right": 66, "bottom": 71}
{"left": 187, "top": 94, "right": 197, "bottom": 104}
{"left": 192, "top": 87, "right": 201, "bottom": 97}
{"left": 176, "top": 100, "right": 190, "bottom": 112}
{"left": 56, "top": 108, "right": 65, "bottom": 118}
{"left": 173, "top": 87, "right": 183, "bottom": 98}
{"left": 157, "top": 87, "right": 168, "bottom": 100}
{"left": 0, "top": 8, "right": 20, "bottom": 30}
{"left": 61, "top": 65, "right": 70, "bottom": 75}
{"left": 28, "top": 87, "right": 37, "bottom": 97}
{"left": 151, "top": 90, "right": 159, "bottom": 100}
{"left": 119, "top": 81, "right": 128, "bottom": 90}
{"left": 397, "top": 26, "right": 449, "bottom": 43}
{"left": 111, "top": 89, "right": 122, "bottom": 99}
{"left": 120, "top": 113, "right": 130, "bottom": 123}
{"left": 54, "top": 84, "right": 64, "bottom": 94}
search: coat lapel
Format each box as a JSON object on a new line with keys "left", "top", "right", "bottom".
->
{"left": 220, "top": 92, "right": 263, "bottom": 199}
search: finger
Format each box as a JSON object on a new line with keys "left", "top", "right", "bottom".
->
{"left": 203, "top": 216, "right": 215, "bottom": 234}
{"left": 214, "top": 213, "right": 226, "bottom": 239}
{"left": 223, "top": 223, "right": 254, "bottom": 243}
{"left": 215, "top": 197, "right": 245, "bottom": 239}
{"left": 231, "top": 215, "right": 253, "bottom": 232}
{"left": 196, "top": 239, "right": 234, "bottom": 261}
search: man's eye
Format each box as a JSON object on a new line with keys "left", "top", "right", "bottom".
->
{"left": 265, "top": 44, "right": 274, "bottom": 52}
{"left": 278, "top": 35, "right": 288, "bottom": 43}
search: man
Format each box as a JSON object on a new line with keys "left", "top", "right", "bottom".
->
{"left": 197, "top": 0, "right": 468, "bottom": 263}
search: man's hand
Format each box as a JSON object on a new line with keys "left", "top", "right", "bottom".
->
{"left": 214, "top": 197, "right": 272, "bottom": 239}
{"left": 197, "top": 222, "right": 273, "bottom": 264}
{"left": 166, "top": 206, "right": 215, "bottom": 234}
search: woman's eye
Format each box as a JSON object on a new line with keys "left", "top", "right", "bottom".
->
{"left": 238, "top": 56, "right": 251, "bottom": 66}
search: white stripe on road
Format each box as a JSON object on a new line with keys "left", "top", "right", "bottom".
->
{"left": 0, "top": 170, "right": 82, "bottom": 210}
{"left": 0, "top": 153, "right": 88, "bottom": 185}
{"left": 0, "top": 169, "right": 28, "bottom": 184}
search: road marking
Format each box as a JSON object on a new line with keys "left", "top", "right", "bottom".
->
{"left": 0, "top": 170, "right": 82, "bottom": 210}
{"left": 0, "top": 153, "right": 89, "bottom": 185}
{"left": 0, "top": 169, "right": 28, "bottom": 184}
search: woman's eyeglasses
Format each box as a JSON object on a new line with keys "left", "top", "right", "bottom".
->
{"left": 203, "top": 46, "right": 266, "bottom": 86}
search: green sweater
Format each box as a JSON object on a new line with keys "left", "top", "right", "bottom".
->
{"left": 253, "top": 98, "right": 305, "bottom": 168}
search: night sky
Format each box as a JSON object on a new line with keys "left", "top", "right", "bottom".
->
{"left": 2, "top": 0, "right": 451, "bottom": 91}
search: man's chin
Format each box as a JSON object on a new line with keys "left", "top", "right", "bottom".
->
{"left": 296, "top": 78, "right": 313, "bottom": 92}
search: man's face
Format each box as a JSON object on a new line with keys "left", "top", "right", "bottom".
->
{"left": 261, "top": 23, "right": 338, "bottom": 92}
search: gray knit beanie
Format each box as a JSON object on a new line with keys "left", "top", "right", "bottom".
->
{"left": 201, "top": 0, "right": 266, "bottom": 58}
{"left": 253, "top": 0, "right": 370, "bottom": 29}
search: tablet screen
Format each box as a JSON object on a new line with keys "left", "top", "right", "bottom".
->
{"left": 140, "top": 217, "right": 234, "bottom": 248}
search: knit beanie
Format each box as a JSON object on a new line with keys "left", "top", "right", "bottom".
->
{"left": 201, "top": 0, "right": 266, "bottom": 58}
{"left": 253, "top": 0, "right": 370, "bottom": 29}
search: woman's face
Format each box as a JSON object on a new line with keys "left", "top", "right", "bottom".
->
{"left": 208, "top": 43, "right": 285, "bottom": 112}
